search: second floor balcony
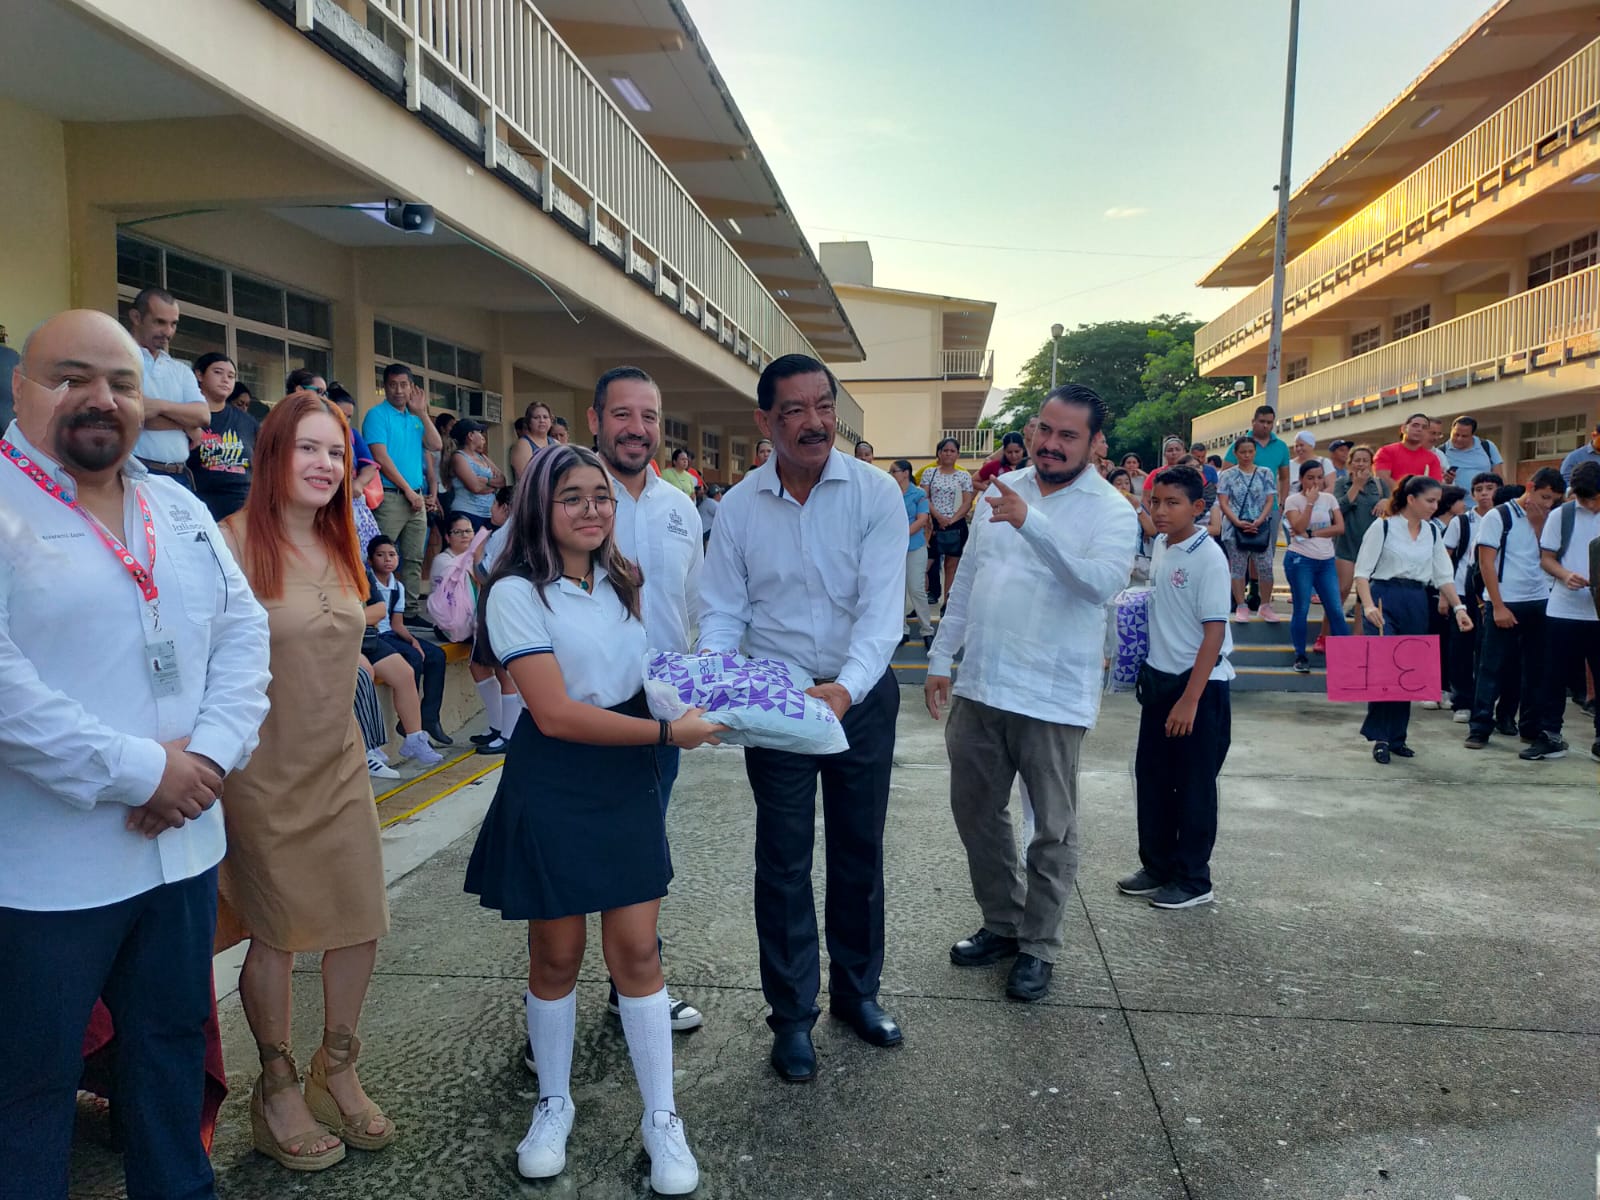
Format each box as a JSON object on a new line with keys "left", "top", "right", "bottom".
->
{"left": 940, "top": 348, "right": 995, "bottom": 379}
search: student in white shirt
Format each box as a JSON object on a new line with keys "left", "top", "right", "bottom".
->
{"left": 1441, "top": 472, "right": 1502, "bottom": 717}
{"left": 365, "top": 535, "right": 450, "bottom": 747}
{"left": 1538, "top": 461, "right": 1600, "bottom": 760}
{"left": 926, "top": 385, "right": 1137, "bottom": 1001}
{"left": 1116, "top": 465, "right": 1233, "bottom": 909}
{"left": 699, "top": 354, "right": 908, "bottom": 1082}
{"left": 1354, "top": 475, "right": 1473, "bottom": 763}
{"left": 0, "top": 310, "right": 271, "bottom": 1200}
{"left": 465, "top": 444, "right": 722, "bottom": 1193}
{"left": 1465, "top": 468, "right": 1564, "bottom": 754}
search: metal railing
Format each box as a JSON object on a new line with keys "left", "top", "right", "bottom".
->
{"left": 308, "top": 0, "right": 846, "bottom": 410}
{"left": 939, "top": 428, "right": 994, "bottom": 458}
{"left": 1196, "top": 38, "right": 1600, "bottom": 368}
{"left": 1193, "top": 265, "right": 1600, "bottom": 446}
{"left": 940, "top": 348, "right": 994, "bottom": 378}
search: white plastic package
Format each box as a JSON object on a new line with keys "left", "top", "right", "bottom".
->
{"left": 643, "top": 651, "right": 850, "bottom": 756}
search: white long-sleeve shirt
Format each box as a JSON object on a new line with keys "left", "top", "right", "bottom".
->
{"left": 699, "top": 450, "right": 905, "bottom": 704}
{"left": 929, "top": 465, "right": 1137, "bottom": 727}
{"left": 0, "top": 422, "right": 272, "bottom": 911}
{"left": 609, "top": 465, "right": 702, "bottom": 654}
{"left": 1353, "top": 515, "right": 1455, "bottom": 589}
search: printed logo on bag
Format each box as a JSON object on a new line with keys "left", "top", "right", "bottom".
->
{"left": 1169, "top": 568, "right": 1189, "bottom": 590}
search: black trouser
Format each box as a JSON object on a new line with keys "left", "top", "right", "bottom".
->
{"left": 1135, "top": 679, "right": 1231, "bottom": 893}
{"left": 376, "top": 631, "right": 446, "bottom": 730}
{"left": 1543, "top": 618, "right": 1600, "bottom": 742}
{"left": 0, "top": 869, "right": 219, "bottom": 1200}
{"left": 743, "top": 670, "right": 898, "bottom": 1033}
{"left": 1360, "top": 579, "right": 1428, "bottom": 746}
{"left": 1447, "top": 591, "right": 1481, "bottom": 711}
{"left": 1469, "top": 599, "right": 1550, "bottom": 740}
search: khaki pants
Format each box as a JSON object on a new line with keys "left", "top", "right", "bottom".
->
{"left": 374, "top": 491, "right": 427, "bottom": 613}
{"left": 946, "top": 696, "right": 1083, "bottom": 962}
{"left": 905, "top": 546, "right": 934, "bottom": 637}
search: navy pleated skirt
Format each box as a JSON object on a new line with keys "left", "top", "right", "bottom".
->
{"left": 464, "top": 692, "right": 670, "bottom": 921}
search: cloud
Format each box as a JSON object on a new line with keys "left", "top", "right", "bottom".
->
{"left": 1103, "top": 207, "right": 1149, "bottom": 220}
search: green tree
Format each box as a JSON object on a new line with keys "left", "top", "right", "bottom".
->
{"left": 1117, "top": 329, "right": 1250, "bottom": 468}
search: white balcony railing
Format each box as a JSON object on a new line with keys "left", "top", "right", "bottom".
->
{"left": 1193, "top": 265, "right": 1600, "bottom": 447}
{"left": 940, "top": 348, "right": 994, "bottom": 378}
{"left": 1196, "top": 38, "right": 1600, "bottom": 368}
{"left": 939, "top": 427, "right": 994, "bottom": 458}
{"left": 296, "top": 0, "right": 863, "bottom": 436}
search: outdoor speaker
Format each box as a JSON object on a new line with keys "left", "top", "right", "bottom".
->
{"left": 384, "top": 199, "right": 435, "bottom": 235}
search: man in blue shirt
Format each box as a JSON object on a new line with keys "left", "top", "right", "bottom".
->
{"left": 1436, "top": 415, "right": 1503, "bottom": 489}
{"left": 1559, "top": 423, "right": 1600, "bottom": 486}
{"left": 890, "top": 458, "right": 935, "bottom": 649}
{"left": 362, "top": 363, "right": 442, "bottom": 616}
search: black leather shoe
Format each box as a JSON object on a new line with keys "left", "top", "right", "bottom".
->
{"left": 1005, "top": 953, "right": 1053, "bottom": 1003}
{"left": 1388, "top": 742, "right": 1414, "bottom": 758}
{"left": 770, "top": 1030, "right": 816, "bottom": 1082}
{"left": 829, "top": 999, "right": 902, "bottom": 1048}
{"left": 424, "top": 723, "right": 454, "bottom": 747}
{"left": 1372, "top": 742, "right": 1391, "bottom": 764}
{"left": 950, "top": 928, "right": 1019, "bottom": 967}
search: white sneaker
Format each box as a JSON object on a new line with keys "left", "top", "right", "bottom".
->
{"left": 366, "top": 751, "right": 400, "bottom": 780}
{"left": 641, "top": 1110, "right": 699, "bottom": 1195}
{"left": 516, "top": 1097, "right": 575, "bottom": 1180}
{"left": 399, "top": 730, "right": 444, "bottom": 767}
{"left": 1452, "top": 709, "right": 1470, "bottom": 723}
{"left": 1420, "top": 700, "right": 1440, "bottom": 710}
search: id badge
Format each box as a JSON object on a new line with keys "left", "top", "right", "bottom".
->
{"left": 146, "top": 639, "right": 182, "bottom": 697}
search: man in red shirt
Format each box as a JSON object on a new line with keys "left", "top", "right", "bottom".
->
{"left": 1373, "top": 413, "right": 1445, "bottom": 488}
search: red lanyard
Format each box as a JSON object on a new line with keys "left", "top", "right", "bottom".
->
{"left": 2, "top": 438, "right": 161, "bottom": 627}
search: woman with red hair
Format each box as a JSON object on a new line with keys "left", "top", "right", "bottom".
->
{"left": 218, "top": 391, "right": 394, "bottom": 1172}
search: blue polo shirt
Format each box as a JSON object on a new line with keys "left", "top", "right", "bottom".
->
{"left": 1224, "top": 432, "right": 1291, "bottom": 480}
{"left": 362, "top": 401, "right": 426, "bottom": 490}
{"left": 903, "top": 483, "right": 930, "bottom": 551}
{"left": 1559, "top": 442, "right": 1600, "bottom": 486}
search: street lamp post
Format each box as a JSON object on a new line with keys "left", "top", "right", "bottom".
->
{"left": 1049, "top": 323, "right": 1064, "bottom": 390}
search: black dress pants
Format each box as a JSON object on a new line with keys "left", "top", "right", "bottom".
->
{"left": 1469, "top": 600, "right": 1549, "bottom": 741}
{"left": 1135, "top": 679, "right": 1231, "bottom": 893}
{"left": 743, "top": 670, "right": 898, "bottom": 1033}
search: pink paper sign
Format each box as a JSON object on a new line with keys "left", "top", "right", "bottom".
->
{"left": 1323, "top": 635, "right": 1441, "bottom": 702}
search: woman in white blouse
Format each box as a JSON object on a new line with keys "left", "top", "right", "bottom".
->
{"left": 1352, "top": 474, "right": 1474, "bottom": 763}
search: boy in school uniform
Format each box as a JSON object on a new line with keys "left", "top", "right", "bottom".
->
{"left": 1117, "top": 465, "right": 1234, "bottom": 910}
{"left": 367, "top": 535, "right": 451, "bottom": 747}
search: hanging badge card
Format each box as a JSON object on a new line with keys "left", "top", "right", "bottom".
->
{"left": 146, "top": 639, "right": 182, "bottom": 697}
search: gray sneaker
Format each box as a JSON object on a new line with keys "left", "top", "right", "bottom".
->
{"left": 1149, "top": 884, "right": 1215, "bottom": 909}
{"left": 1116, "top": 869, "right": 1163, "bottom": 896}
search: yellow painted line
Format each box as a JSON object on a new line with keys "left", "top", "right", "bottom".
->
{"left": 372, "top": 749, "right": 476, "bottom": 803}
{"left": 381, "top": 761, "right": 501, "bottom": 828}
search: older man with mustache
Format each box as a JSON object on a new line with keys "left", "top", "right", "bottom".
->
{"left": 0, "top": 310, "right": 271, "bottom": 1200}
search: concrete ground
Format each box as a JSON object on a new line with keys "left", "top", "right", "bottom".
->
{"left": 69, "top": 690, "right": 1599, "bottom": 1199}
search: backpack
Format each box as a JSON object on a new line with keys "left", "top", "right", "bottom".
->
{"left": 1446, "top": 512, "right": 1474, "bottom": 573}
{"left": 1553, "top": 499, "right": 1580, "bottom": 560}
{"left": 427, "top": 527, "right": 489, "bottom": 642}
{"left": 1463, "top": 502, "right": 1518, "bottom": 599}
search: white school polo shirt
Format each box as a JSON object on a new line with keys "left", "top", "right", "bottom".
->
{"left": 1146, "top": 528, "right": 1235, "bottom": 682}
{"left": 1476, "top": 503, "right": 1551, "bottom": 605}
{"left": 1539, "top": 502, "right": 1600, "bottom": 621}
{"left": 485, "top": 568, "right": 647, "bottom": 708}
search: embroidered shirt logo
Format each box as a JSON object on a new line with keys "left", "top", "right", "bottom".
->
{"left": 665, "top": 509, "right": 691, "bottom": 538}
{"left": 1169, "top": 568, "right": 1190, "bottom": 590}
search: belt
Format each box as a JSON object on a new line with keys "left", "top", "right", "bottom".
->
{"left": 138, "top": 458, "right": 189, "bottom": 475}
{"left": 813, "top": 676, "right": 838, "bottom": 685}
{"left": 1374, "top": 577, "right": 1426, "bottom": 590}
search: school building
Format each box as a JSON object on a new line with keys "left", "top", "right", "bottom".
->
{"left": 1191, "top": 0, "right": 1599, "bottom": 479}
{"left": 0, "top": 0, "right": 871, "bottom": 482}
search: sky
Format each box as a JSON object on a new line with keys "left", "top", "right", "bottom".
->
{"left": 685, "top": 0, "right": 1495, "bottom": 396}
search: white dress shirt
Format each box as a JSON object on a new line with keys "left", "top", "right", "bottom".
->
{"left": 132, "top": 346, "right": 206, "bottom": 464}
{"left": 0, "top": 422, "right": 272, "bottom": 911}
{"left": 609, "top": 466, "right": 702, "bottom": 654}
{"left": 929, "top": 465, "right": 1138, "bottom": 727}
{"left": 699, "top": 450, "right": 905, "bottom": 704}
{"left": 485, "top": 569, "right": 648, "bottom": 708}
{"left": 1353, "top": 516, "right": 1455, "bottom": 589}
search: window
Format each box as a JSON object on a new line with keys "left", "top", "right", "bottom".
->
{"left": 701, "top": 431, "right": 721, "bottom": 472}
{"left": 372, "top": 319, "right": 486, "bottom": 418}
{"left": 1351, "top": 326, "right": 1382, "bottom": 357}
{"left": 1392, "top": 304, "right": 1431, "bottom": 340}
{"left": 115, "top": 233, "right": 333, "bottom": 405}
{"left": 1520, "top": 412, "right": 1590, "bottom": 462}
{"left": 1528, "top": 231, "right": 1598, "bottom": 288}
{"left": 1284, "top": 356, "right": 1309, "bottom": 382}
{"left": 663, "top": 417, "right": 690, "bottom": 456}
{"left": 730, "top": 439, "right": 748, "bottom": 476}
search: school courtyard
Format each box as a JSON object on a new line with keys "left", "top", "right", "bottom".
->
{"left": 70, "top": 689, "right": 1598, "bottom": 1199}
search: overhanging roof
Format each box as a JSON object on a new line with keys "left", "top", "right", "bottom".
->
{"left": 536, "top": 0, "right": 866, "bottom": 361}
{"left": 1200, "top": 0, "right": 1600, "bottom": 289}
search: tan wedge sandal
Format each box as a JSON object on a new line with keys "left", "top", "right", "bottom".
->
{"left": 249, "top": 1042, "right": 345, "bottom": 1171}
{"left": 304, "top": 1029, "right": 396, "bottom": 1152}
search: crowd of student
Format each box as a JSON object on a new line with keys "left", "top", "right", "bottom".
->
{"left": 4, "top": 296, "right": 1596, "bottom": 1200}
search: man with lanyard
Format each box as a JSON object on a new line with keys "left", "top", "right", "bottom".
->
{"left": 1435, "top": 415, "right": 1503, "bottom": 490}
{"left": 124, "top": 288, "right": 211, "bottom": 491}
{"left": 700, "top": 353, "right": 907, "bottom": 1083}
{"left": 583, "top": 364, "right": 704, "bottom": 1034}
{"left": 0, "top": 310, "right": 271, "bottom": 1200}
{"left": 363, "top": 363, "right": 442, "bottom": 617}
{"left": 1223, "top": 406, "right": 1290, "bottom": 608}
{"left": 1464, "top": 468, "right": 1564, "bottom": 755}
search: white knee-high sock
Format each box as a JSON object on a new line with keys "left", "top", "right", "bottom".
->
{"left": 616, "top": 986, "right": 675, "bottom": 1118}
{"left": 475, "top": 678, "right": 502, "bottom": 730}
{"left": 525, "top": 989, "right": 575, "bottom": 1104}
{"left": 500, "top": 692, "right": 525, "bottom": 738}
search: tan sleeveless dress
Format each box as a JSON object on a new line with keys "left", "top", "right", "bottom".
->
{"left": 218, "top": 527, "right": 389, "bottom": 952}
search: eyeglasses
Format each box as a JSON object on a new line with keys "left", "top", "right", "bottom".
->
{"left": 558, "top": 495, "right": 616, "bottom": 516}
{"left": 449, "top": 526, "right": 475, "bottom": 536}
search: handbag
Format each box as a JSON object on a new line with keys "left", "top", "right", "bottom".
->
{"left": 1135, "top": 661, "right": 1191, "bottom": 709}
{"left": 363, "top": 473, "right": 384, "bottom": 511}
{"left": 1231, "top": 470, "right": 1272, "bottom": 552}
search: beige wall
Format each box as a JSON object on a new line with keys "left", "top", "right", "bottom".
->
{"left": 832, "top": 291, "right": 938, "bottom": 380}
{"left": 0, "top": 98, "right": 72, "bottom": 339}
{"left": 849, "top": 384, "right": 938, "bottom": 460}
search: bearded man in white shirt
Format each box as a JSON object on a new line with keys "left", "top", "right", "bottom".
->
{"left": 0, "top": 310, "right": 271, "bottom": 1200}
{"left": 699, "top": 353, "right": 907, "bottom": 1083}
{"left": 925, "top": 384, "right": 1137, "bottom": 1004}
